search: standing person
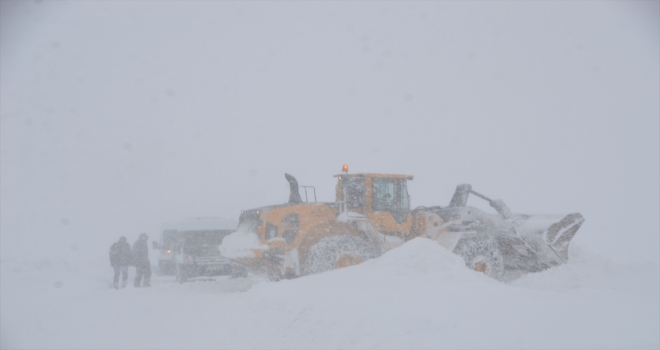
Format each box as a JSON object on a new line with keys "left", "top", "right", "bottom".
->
{"left": 109, "top": 236, "right": 131, "bottom": 289}
{"left": 132, "top": 233, "right": 152, "bottom": 287}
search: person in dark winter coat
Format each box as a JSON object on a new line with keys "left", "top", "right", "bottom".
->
{"left": 109, "top": 236, "right": 131, "bottom": 289}
{"left": 132, "top": 233, "right": 151, "bottom": 287}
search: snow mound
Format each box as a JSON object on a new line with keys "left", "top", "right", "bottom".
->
{"left": 370, "top": 237, "right": 489, "bottom": 277}
{"left": 249, "top": 238, "right": 497, "bottom": 297}
{"left": 2, "top": 239, "right": 658, "bottom": 349}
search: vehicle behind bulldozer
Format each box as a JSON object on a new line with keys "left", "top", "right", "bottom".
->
{"left": 156, "top": 217, "right": 248, "bottom": 282}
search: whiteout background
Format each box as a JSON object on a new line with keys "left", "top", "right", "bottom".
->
{"left": 1, "top": 1, "right": 658, "bottom": 349}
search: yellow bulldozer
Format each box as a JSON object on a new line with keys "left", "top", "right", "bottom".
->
{"left": 223, "top": 168, "right": 584, "bottom": 281}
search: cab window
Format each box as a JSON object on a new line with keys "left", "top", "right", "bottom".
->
{"left": 341, "top": 177, "right": 366, "bottom": 209}
{"left": 371, "top": 178, "right": 410, "bottom": 223}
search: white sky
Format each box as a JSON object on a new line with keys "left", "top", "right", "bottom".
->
{"left": 1, "top": 1, "right": 658, "bottom": 263}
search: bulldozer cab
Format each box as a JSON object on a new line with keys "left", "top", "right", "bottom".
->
{"left": 335, "top": 174, "right": 413, "bottom": 236}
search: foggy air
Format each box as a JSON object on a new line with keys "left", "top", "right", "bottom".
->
{"left": 1, "top": 1, "right": 658, "bottom": 349}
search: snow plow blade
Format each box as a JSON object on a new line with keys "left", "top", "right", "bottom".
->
{"left": 544, "top": 213, "right": 584, "bottom": 262}
{"left": 422, "top": 184, "right": 585, "bottom": 280}
{"left": 494, "top": 212, "right": 585, "bottom": 277}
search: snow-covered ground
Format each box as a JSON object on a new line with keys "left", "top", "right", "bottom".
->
{"left": 1, "top": 238, "right": 658, "bottom": 349}
{"left": 1, "top": 1, "right": 658, "bottom": 349}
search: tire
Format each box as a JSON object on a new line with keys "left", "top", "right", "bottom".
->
{"left": 304, "top": 235, "right": 378, "bottom": 276}
{"left": 453, "top": 236, "right": 505, "bottom": 281}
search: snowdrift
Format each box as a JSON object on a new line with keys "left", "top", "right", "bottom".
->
{"left": 1, "top": 238, "right": 658, "bottom": 349}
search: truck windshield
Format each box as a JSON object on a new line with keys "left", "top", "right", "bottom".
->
{"left": 181, "top": 230, "right": 233, "bottom": 247}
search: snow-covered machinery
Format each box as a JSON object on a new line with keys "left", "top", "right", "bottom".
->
{"left": 223, "top": 170, "right": 584, "bottom": 281}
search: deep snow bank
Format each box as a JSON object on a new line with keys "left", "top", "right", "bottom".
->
{"left": 1, "top": 238, "right": 658, "bottom": 349}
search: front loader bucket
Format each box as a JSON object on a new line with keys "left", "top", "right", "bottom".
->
{"left": 544, "top": 213, "right": 584, "bottom": 262}
{"left": 509, "top": 212, "right": 585, "bottom": 270}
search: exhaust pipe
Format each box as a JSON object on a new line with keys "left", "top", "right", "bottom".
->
{"left": 285, "top": 173, "right": 302, "bottom": 204}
